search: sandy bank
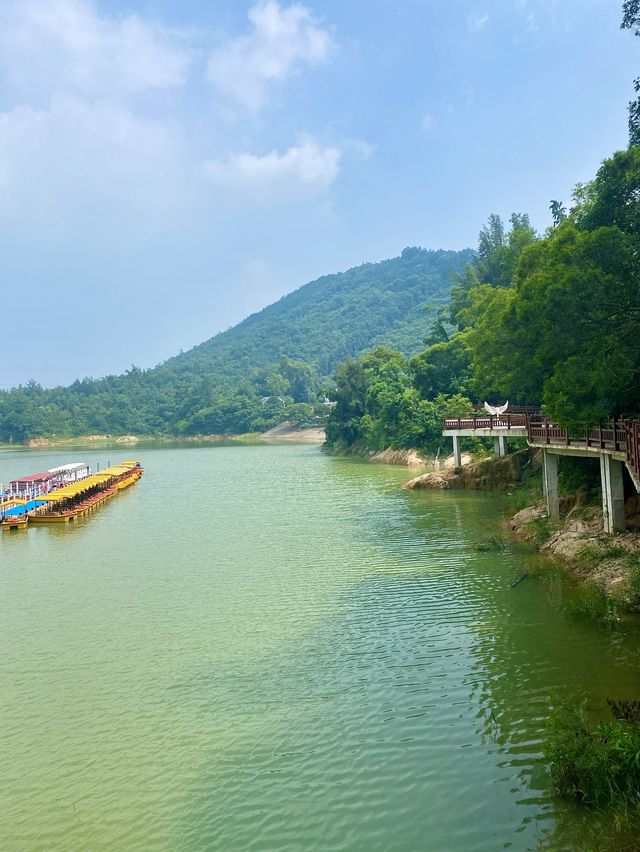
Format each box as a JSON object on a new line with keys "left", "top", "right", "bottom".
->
{"left": 509, "top": 502, "right": 640, "bottom": 601}
{"left": 25, "top": 434, "right": 140, "bottom": 447}
{"left": 260, "top": 422, "right": 326, "bottom": 444}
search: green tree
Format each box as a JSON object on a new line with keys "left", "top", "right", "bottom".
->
{"left": 573, "top": 147, "right": 640, "bottom": 235}
{"left": 549, "top": 199, "right": 567, "bottom": 227}
{"left": 411, "top": 333, "right": 473, "bottom": 399}
{"left": 467, "top": 222, "right": 640, "bottom": 425}
{"left": 622, "top": 0, "right": 640, "bottom": 145}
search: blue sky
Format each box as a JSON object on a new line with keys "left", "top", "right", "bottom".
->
{"left": 0, "top": 0, "right": 636, "bottom": 387}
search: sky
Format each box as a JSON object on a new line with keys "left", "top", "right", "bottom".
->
{"left": 0, "top": 0, "right": 636, "bottom": 387}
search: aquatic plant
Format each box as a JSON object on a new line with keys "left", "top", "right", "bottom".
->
{"left": 474, "top": 534, "right": 506, "bottom": 552}
{"left": 545, "top": 696, "right": 640, "bottom": 820}
{"left": 565, "top": 582, "right": 620, "bottom": 626}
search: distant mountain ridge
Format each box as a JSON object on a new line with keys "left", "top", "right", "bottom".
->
{"left": 0, "top": 246, "right": 473, "bottom": 440}
{"left": 169, "top": 246, "right": 473, "bottom": 375}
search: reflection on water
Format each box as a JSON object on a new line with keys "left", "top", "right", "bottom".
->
{"left": 1, "top": 444, "right": 639, "bottom": 850}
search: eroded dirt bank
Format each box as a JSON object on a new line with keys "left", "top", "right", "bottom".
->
{"left": 509, "top": 502, "right": 640, "bottom": 603}
{"left": 404, "top": 448, "right": 538, "bottom": 490}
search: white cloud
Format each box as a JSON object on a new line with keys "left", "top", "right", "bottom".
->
{"left": 0, "top": 1, "right": 345, "bottom": 235}
{"left": 204, "top": 137, "right": 341, "bottom": 192}
{"left": 0, "top": 95, "right": 188, "bottom": 229}
{"left": 206, "top": 1, "right": 332, "bottom": 109}
{"left": 0, "top": 0, "right": 191, "bottom": 98}
{"left": 421, "top": 113, "right": 434, "bottom": 131}
{"left": 343, "top": 138, "right": 375, "bottom": 160}
{"left": 526, "top": 13, "right": 540, "bottom": 31}
{"left": 467, "top": 13, "right": 489, "bottom": 32}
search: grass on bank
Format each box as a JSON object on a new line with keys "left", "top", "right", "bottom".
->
{"left": 545, "top": 696, "right": 640, "bottom": 825}
{"left": 573, "top": 543, "right": 640, "bottom": 614}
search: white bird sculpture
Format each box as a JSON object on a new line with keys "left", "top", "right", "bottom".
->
{"left": 484, "top": 400, "right": 509, "bottom": 416}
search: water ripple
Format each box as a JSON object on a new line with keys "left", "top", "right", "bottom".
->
{"left": 1, "top": 444, "right": 639, "bottom": 850}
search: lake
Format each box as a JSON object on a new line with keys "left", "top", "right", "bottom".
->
{"left": 1, "top": 443, "right": 639, "bottom": 850}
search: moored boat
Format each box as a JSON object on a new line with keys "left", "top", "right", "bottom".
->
{"left": 6, "top": 461, "right": 91, "bottom": 500}
{"left": 29, "top": 461, "right": 143, "bottom": 525}
{"left": 0, "top": 496, "right": 46, "bottom": 530}
{"left": 1, "top": 514, "right": 28, "bottom": 531}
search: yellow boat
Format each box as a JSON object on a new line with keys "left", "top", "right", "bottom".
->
{"left": 29, "top": 461, "right": 143, "bottom": 525}
{"left": 1, "top": 515, "right": 28, "bottom": 531}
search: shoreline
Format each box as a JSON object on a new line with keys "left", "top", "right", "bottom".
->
{"left": 0, "top": 425, "right": 327, "bottom": 450}
{"left": 400, "top": 446, "right": 640, "bottom": 611}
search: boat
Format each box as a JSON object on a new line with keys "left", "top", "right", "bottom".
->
{"left": 1, "top": 514, "right": 28, "bottom": 532}
{"left": 0, "top": 496, "right": 46, "bottom": 531}
{"left": 7, "top": 462, "right": 91, "bottom": 500}
{"left": 29, "top": 461, "right": 143, "bottom": 525}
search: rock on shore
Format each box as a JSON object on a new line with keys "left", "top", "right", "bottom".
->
{"left": 405, "top": 448, "right": 539, "bottom": 490}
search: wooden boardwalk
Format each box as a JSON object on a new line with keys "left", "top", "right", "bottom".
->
{"left": 442, "top": 410, "right": 640, "bottom": 531}
{"left": 443, "top": 413, "right": 640, "bottom": 488}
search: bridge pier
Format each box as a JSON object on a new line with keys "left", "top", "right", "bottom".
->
{"left": 452, "top": 435, "right": 462, "bottom": 468}
{"left": 600, "top": 454, "right": 626, "bottom": 533}
{"left": 543, "top": 450, "right": 559, "bottom": 521}
{"left": 493, "top": 436, "right": 507, "bottom": 458}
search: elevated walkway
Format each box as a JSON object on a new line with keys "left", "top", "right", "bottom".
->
{"left": 442, "top": 410, "right": 640, "bottom": 534}
{"left": 443, "top": 414, "right": 528, "bottom": 467}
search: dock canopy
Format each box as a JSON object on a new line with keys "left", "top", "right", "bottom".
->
{"left": 41, "top": 461, "right": 141, "bottom": 504}
{"left": 47, "top": 462, "right": 90, "bottom": 483}
{"left": 9, "top": 472, "right": 56, "bottom": 497}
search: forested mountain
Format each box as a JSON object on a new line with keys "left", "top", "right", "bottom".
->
{"left": 167, "top": 247, "right": 473, "bottom": 375}
{"left": 0, "top": 247, "right": 472, "bottom": 441}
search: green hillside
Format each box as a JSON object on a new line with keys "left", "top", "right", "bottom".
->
{"left": 0, "top": 246, "right": 473, "bottom": 440}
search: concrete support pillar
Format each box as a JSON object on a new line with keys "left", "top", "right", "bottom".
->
{"left": 543, "top": 450, "right": 559, "bottom": 522}
{"left": 601, "top": 454, "right": 626, "bottom": 533}
{"left": 493, "top": 435, "right": 507, "bottom": 458}
{"left": 452, "top": 434, "right": 462, "bottom": 468}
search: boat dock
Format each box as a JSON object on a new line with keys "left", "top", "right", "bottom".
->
{"left": 1, "top": 460, "right": 143, "bottom": 532}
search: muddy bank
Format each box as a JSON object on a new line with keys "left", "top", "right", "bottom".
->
{"left": 366, "top": 447, "right": 431, "bottom": 466}
{"left": 260, "top": 422, "right": 325, "bottom": 444}
{"left": 405, "top": 448, "right": 539, "bottom": 490}
{"left": 25, "top": 434, "right": 141, "bottom": 447}
{"left": 327, "top": 445, "right": 471, "bottom": 468}
{"left": 509, "top": 502, "right": 640, "bottom": 602}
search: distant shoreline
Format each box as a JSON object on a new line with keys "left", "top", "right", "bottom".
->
{"left": 0, "top": 424, "right": 326, "bottom": 450}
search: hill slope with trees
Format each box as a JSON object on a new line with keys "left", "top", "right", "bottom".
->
{"left": 0, "top": 247, "right": 472, "bottom": 441}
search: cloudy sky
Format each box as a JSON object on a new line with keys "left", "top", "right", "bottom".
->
{"left": 1, "top": 0, "right": 636, "bottom": 387}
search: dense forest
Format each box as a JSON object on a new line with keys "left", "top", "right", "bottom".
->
{"left": 0, "top": 248, "right": 472, "bottom": 441}
{"left": 325, "top": 145, "right": 640, "bottom": 456}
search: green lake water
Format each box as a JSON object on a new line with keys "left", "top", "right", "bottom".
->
{"left": 1, "top": 443, "right": 640, "bottom": 851}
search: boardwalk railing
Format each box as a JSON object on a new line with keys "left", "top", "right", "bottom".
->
{"left": 627, "top": 420, "right": 640, "bottom": 485}
{"left": 443, "top": 413, "right": 529, "bottom": 430}
{"left": 442, "top": 410, "right": 640, "bottom": 488}
{"left": 526, "top": 418, "right": 627, "bottom": 453}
